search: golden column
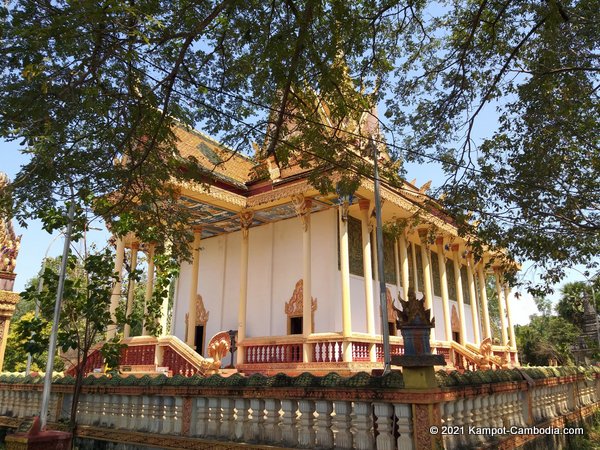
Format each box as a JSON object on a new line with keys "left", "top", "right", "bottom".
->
{"left": 504, "top": 284, "right": 518, "bottom": 364}
{"left": 359, "top": 200, "right": 376, "bottom": 362}
{"left": 451, "top": 244, "right": 467, "bottom": 345}
{"left": 107, "top": 236, "right": 125, "bottom": 339}
{"left": 417, "top": 229, "right": 434, "bottom": 311}
{"left": 477, "top": 263, "right": 492, "bottom": 340}
{"left": 493, "top": 267, "right": 509, "bottom": 346}
{"left": 142, "top": 243, "right": 156, "bottom": 336}
{"left": 410, "top": 242, "right": 419, "bottom": 294}
{"left": 359, "top": 200, "right": 375, "bottom": 335}
{"left": 292, "top": 194, "right": 313, "bottom": 363}
{"left": 124, "top": 241, "right": 140, "bottom": 338}
{"left": 237, "top": 210, "right": 253, "bottom": 365}
{"left": 466, "top": 253, "right": 481, "bottom": 344}
{"left": 398, "top": 233, "right": 410, "bottom": 299}
{"left": 338, "top": 201, "right": 353, "bottom": 362}
{"left": 435, "top": 237, "right": 452, "bottom": 342}
{"left": 186, "top": 226, "right": 202, "bottom": 347}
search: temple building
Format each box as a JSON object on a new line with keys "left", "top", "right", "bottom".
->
{"left": 105, "top": 115, "right": 519, "bottom": 376}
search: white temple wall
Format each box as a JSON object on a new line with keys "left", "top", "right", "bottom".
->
{"left": 432, "top": 296, "right": 446, "bottom": 341}
{"left": 172, "top": 206, "right": 482, "bottom": 353}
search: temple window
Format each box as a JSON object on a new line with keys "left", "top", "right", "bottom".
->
{"left": 415, "top": 244, "right": 425, "bottom": 291}
{"left": 461, "top": 266, "right": 471, "bottom": 304}
{"left": 382, "top": 232, "right": 397, "bottom": 284}
{"left": 431, "top": 252, "right": 442, "bottom": 297}
{"left": 446, "top": 260, "right": 457, "bottom": 300}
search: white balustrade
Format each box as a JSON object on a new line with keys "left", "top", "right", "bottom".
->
{"left": 1, "top": 372, "right": 599, "bottom": 450}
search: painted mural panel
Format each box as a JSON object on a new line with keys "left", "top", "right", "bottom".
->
{"left": 431, "top": 251, "right": 442, "bottom": 297}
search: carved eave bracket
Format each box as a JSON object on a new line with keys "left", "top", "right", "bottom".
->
{"left": 291, "top": 194, "right": 312, "bottom": 231}
{"left": 239, "top": 209, "right": 254, "bottom": 238}
{"left": 285, "top": 279, "right": 317, "bottom": 317}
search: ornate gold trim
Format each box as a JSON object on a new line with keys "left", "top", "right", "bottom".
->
{"left": 284, "top": 280, "right": 317, "bottom": 317}
{"left": 195, "top": 294, "right": 209, "bottom": 325}
{"left": 246, "top": 180, "right": 311, "bottom": 207}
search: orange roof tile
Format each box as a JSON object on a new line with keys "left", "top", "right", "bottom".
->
{"left": 174, "top": 126, "right": 256, "bottom": 186}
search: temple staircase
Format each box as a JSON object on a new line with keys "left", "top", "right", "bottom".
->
{"left": 67, "top": 333, "right": 232, "bottom": 378}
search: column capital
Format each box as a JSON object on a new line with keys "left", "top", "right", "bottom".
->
{"left": 130, "top": 241, "right": 140, "bottom": 251}
{"left": 358, "top": 199, "right": 370, "bottom": 211}
{"left": 192, "top": 225, "right": 203, "bottom": 234}
{"left": 450, "top": 243, "right": 460, "bottom": 253}
{"left": 435, "top": 236, "right": 445, "bottom": 247}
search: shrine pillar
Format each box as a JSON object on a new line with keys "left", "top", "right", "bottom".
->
{"left": 0, "top": 291, "right": 19, "bottom": 372}
{"left": 359, "top": 200, "right": 376, "bottom": 362}
{"left": 107, "top": 237, "right": 125, "bottom": 339}
{"left": 142, "top": 243, "right": 155, "bottom": 336}
{"left": 451, "top": 244, "right": 467, "bottom": 345}
{"left": 466, "top": 253, "right": 481, "bottom": 344}
{"left": 435, "top": 237, "right": 452, "bottom": 342}
{"left": 0, "top": 182, "right": 20, "bottom": 372}
{"left": 292, "top": 194, "right": 313, "bottom": 363}
{"left": 494, "top": 267, "right": 509, "bottom": 346}
{"left": 186, "top": 226, "right": 202, "bottom": 347}
{"left": 338, "top": 202, "right": 352, "bottom": 362}
{"left": 477, "top": 264, "right": 492, "bottom": 340}
{"left": 237, "top": 211, "right": 253, "bottom": 365}
{"left": 124, "top": 241, "right": 139, "bottom": 338}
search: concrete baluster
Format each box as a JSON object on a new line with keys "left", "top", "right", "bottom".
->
{"left": 298, "top": 399, "right": 315, "bottom": 448}
{"left": 315, "top": 400, "right": 333, "bottom": 449}
{"left": 332, "top": 401, "right": 353, "bottom": 450}
{"left": 233, "top": 398, "right": 250, "bottom": 441}
{"left": 220, "top": 398, "right": 235, "bottom": 440}
{"left": 374, "top": 402, "right": 395, "bottom": 450}
{"left": 352, "top": 401, "right": 374, "bottom": 450}
{"left": 263, "top": 398, "right": 282, "bottom": 443}
{"left": 280, "top": 399, "right": 298, "bottom": 447}
{"left": 149, "top": 396, "right": 161, "bottom": 433}
{"left": 249, "top": 398, "right": 265, "bottom": 442}
{"left": 173, "top": 396, "right": 183, "bottom": 434}
{"left": 461, "top": 398, "right": 476, "bottom": 446}
{"left": 394, "top": 403, "right": 414, "bottom": 450}
{"left": 207, "top": 397, "right": 221, "bottom": 437}
{"left": 162, "top": 396, "right": 174, "bottom": 434}
{"left": 191, "top": 397, "right": 207, "bottom": 437}
{"left": 443, "top": 400, "right": 457, "bottom": 449}
{"left": 472, "top": 396, "right": 487, "bottom": 445}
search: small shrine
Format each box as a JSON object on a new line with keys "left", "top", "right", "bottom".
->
{"left": 0, "top": 172, "right": 21, "bottom": 372}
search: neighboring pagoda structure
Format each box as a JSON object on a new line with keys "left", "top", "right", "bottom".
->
{"left": 0, "top": 173, "right": 21, "bottom": 372}
{"left": 96, "top": 110, "right": 519, "bottom": 377}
